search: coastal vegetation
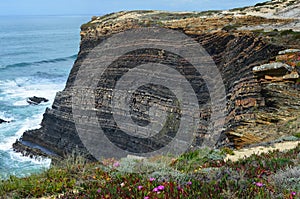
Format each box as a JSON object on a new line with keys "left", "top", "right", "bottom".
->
{"left": 0, "top": 144, "right": 299, "bottom": 198}
{"left": 251, "top": 29, "right": 300, "bottom": 48}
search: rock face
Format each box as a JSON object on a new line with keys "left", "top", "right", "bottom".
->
{"left": 13, "top": 9, "right": 300, "bottom": 159}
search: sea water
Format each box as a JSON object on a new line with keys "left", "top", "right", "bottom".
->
{"left": 0, "top": 15, "right": 90, "bottom": 179}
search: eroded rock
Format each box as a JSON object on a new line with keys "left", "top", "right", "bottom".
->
{"left": 27, "top": 96, "right": 49, "bottom": 105}
{"left": 283, "top": 71, "right": 300, "bottom": 80}
{"left": 253, "top": 62, "right": 293, "bottom": 77}
{"left": 278, "top": 49, "right": 300, "bottom": 55}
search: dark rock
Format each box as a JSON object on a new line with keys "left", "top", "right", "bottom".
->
{"left": 0, "top": 118, "right": 8, "bottom": 124}
{"left": 27, "top": 96, "right": 49, "bottom": 105}
{"left": 12, "top": 140, "right": 62, "bottom": 164}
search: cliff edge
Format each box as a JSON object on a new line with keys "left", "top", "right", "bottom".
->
{"left": 13, "top": 1, "right": 300, "bottom": 160}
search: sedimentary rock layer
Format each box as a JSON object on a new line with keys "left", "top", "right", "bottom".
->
{"left": 13, "top": 10, "right": 300, "bottom": 159}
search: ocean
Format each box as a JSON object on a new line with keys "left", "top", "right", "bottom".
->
{"left": 0, "top": 15, "right": 90, "bottom": 179}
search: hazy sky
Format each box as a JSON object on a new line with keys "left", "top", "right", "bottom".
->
{"left": 0, "top": 0, "right": 265, "bottom": 16}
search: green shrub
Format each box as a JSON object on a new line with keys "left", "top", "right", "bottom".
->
{"left": 280, "top": 29, "right": 295, "bottom": 36}
{"left": 255, "top": 2, "right": 267, "bottom": 7}
{"left": 271, "top": 166, "right": 300, "bottom": 192}
{"left": 221, "top": 147, "right": 235, "bottom": 155}
{"left": 80, "top": 21, "right": 94, "bottom": 30}
{"left": 294, "top": 132, "right": 300, "bottom": 138}
{"left": 222, "top": 25, "right": 238, "bottom": 32}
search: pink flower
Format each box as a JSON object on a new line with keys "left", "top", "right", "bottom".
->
{"left": 152, "top": 184, "right": 164, "bottom": 192}
{"left": 149, "top": 177, "right": 155, "bottom": 182}
{"left": 138, "top": 185, "right": 143, "bottom": 190}
{"left": 144, "top": 197, "right": 149, "bottom": 199}
{"left": 255, "top": 182, "right": 264, "bottom": 187}
{"left": 177, "top": 186, "right": 183, "bottom": 191}
{"left": 291, "top": 192, "right": 296, "bottom": 196}
{"left": 157, "top": 185, "right": 164, "bottom": 191}
{"left": 187, "top": 181, "right": 192, "bottom": 185}
{"left": 97, "top": 189, "right": 101, "bottom": 193}
{"left": 113, "top": 161, "right": 120, "bottom": 167}
{"left": 153, "top": 187, "right": 158, "bottom": 192}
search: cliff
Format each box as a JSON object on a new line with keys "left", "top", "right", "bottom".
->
{"left": 13, "top": 1, "right": 300, "bottom": 160}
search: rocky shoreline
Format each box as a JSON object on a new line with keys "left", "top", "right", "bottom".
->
{"left": 12, "top": 140, "right": 62, "bottom": 163}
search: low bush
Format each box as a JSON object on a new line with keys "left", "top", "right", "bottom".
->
{"left": 0, "top": 144, "right": 299, "bottom": 198}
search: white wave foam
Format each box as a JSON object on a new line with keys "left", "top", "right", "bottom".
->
{"left": 0, "top": 74, "right": 65, "bottom": 175}
{"left": 0, "top": 77, "right": 65, "bottom": 108}
{"left": 8, "top": 149, "right": 51, "bottom": 166}
{"left": 13, "top": 100, "right": 29, "bottom": 106}
{"left": 0, "top": 111, "right": 14, "bottom": 122}
{"left": 0, "top": 76, "right": 64, "bottom": 150}
{"left": 0, "top": 114, "right": 42, "bottom": 151}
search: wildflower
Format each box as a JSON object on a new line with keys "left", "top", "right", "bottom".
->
{"left": 187, "top": 181, "right": 192, "bottom": 185}
{"left": 177, "top": 186, "right": 183, "bottom": 191}
{"left": 120, "top": 182, "right": 125, "bottom": 187}
{"left": 144, "top": 197, "right": 149, "bottom": 199}
{"left": 157, "top": 185, "right": 164, "bottom": 191}
{"left": 291, "top": 192, "right": 296, "bottom": 196}
{"left": 97, "top": 189, "right": 101, "bottom": 193}
{"left": 138, "top": 185, "right": 143, "bottom": 190}
{"left": 153, "top": 187, "right": 158, "bottom": 192}
{"left": 255, "top": 182, "right": 264, "bottom": 187}
{"left": 113, "top": 161, "right": 120, "bottom": 167}
{"left": 149, "top": 177, "right": 155, "bottom": 182}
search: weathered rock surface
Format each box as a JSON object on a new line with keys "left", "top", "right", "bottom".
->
{"left": 253, "top": 62, "right": 293, "bottom": 77}
{"left": 13, "top": 6, "right": 300, "bottom": 159}
{"left": 279, "top": 49, "right": 300, "bottom": 55}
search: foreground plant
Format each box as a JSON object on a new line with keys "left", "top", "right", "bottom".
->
{"left": 0, "top": 144, "right": 299, "bottom": 198}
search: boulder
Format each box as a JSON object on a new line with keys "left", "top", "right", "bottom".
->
{"left": 283, "top": 71, "right": 300, "bottom": 80}
{"left": 278, "top": 49, "right": 300, "bottom": 55}
{"left": 253, "top": 62, "right": 293, "bottom": 78}
{"left": 27, "top": 96, "right": 49, "bottom": 105}
{"left": 0, "top": 118, "right": 8, "bottom": 124}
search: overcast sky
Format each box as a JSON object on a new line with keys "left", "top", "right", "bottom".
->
{"left": 0, "top": 0, "right": 265, "bottom": 16}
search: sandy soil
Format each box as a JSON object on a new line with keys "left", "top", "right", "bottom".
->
{"left": 225, "top": 141, "right": 300, "bottom": 162}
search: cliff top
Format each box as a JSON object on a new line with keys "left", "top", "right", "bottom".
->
{"left": 80, "top": 0, "right": 299, "bottom": 41}
{"left": 227, "top": 0, "right": 300, "bottom": 18}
